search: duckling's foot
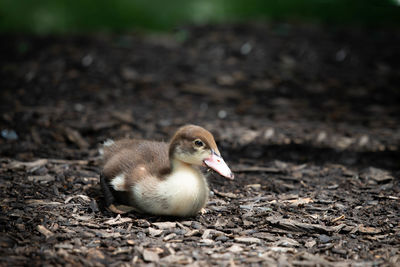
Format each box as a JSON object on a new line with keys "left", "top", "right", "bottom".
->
{"left": 107, "top": 204, "right": 135, "bottom": 214}
{"left": 200, "top": 208, "right": 207, "bottom": 214}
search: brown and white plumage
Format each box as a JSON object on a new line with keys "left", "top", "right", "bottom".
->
{"left": 100, "top": 125, "right": 233, "bottom": 217}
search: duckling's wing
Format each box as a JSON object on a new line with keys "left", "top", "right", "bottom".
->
{"left": 102, "top": 139, "right": 170, "bottom": 184}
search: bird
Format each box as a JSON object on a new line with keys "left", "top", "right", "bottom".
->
{"left": 99, "top": 124, "right": 234, "bottom": 217}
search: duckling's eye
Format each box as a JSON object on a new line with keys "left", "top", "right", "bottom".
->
{"left": 194, "top": 139, "right": 204, "bottom": 147}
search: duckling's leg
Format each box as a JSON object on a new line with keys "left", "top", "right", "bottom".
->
{"left": 109, "top": 204, "right": 135, "bottom": 214}
{"left": 100, "top": 172, "right": 114, "bottom": 207}
{"left": 200, "top": 208, "right": 208, "bottom": 214}
{"left": 100, "top": 172, "right": 136, "bottom": 214}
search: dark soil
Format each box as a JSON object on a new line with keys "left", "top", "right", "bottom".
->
{"left": 1, "top": 23, "right": 399, "bottom": 266}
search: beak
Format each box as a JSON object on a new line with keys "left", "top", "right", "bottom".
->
{"left": 204, "top": 150, "right": 234, "bottom": 180}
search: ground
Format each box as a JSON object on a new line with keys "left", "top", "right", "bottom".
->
{"left": 0, "top": 23, "right": 399, "bottom": 266}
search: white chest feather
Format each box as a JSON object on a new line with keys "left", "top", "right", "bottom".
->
{"left": 132, "top": 163, "right": 209, "bottom": 216}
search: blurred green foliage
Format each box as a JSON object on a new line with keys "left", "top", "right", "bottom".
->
{"left": 0, "top": 0, "right": 399, "bottom": 33}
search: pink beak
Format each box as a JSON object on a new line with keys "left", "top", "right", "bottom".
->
{"left": 204, "top": 152, "right": 234, "bottom": 180}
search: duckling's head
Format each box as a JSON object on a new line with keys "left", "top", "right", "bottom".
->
{"left": 169, "top": 125, "right": 234, "bottom": 179}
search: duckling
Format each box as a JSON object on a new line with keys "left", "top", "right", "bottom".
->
{"left": 100, "top": 125, "right": 234, "bottom": 217}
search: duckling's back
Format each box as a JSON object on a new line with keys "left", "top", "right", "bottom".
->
{"left": 101, "top": 139, "right": 170, "bottom": 181}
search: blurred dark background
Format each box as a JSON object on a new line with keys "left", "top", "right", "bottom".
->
{"left": 1, "top": 0, "right": 400, "bottom": 33}
{"left": 1, "top": 0, "right": 399, "bottom": 170}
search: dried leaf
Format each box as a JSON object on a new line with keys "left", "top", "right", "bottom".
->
{"left": 148, "top": 227, "right": 164, "bottom": 237}
{"left": 55, "top": 243, "right": 73, "bottom": 249}
{"left": 104, "top": 215, "right": 133, "bottom": 225}
{"left": 143, "top": 249, "right": 160, "bottom": 262}
{"left": 361, "top": 167, "right": 393, "bottom": 183}
{"left": 233, "top": 166, "right": 281, "bottom": 173}
{"left": 305, "top": 239, "right": 316, "bottom": 248}
{"left": 331, "top": 215, "right": 345, "bottom": 223}
{"left": 64, "top": 194, "right": 91, "bottom": 204}
{"left": 213, "top": 189, "right": 239, "bottom": 199}
{"left": 160, "top": 254, "right": 192, "bottom": 264}
{"left": 37, "top": 225, "right": 54, "bottom": 239}
{"left": 163, "top": 233, "right": 177, "bottom": 241}
{"left": 245, "top": 184, "right": 261, "bottom": 190}
{"left": 112, "top": 247, "right": 133, "bottom": 255}
{"left": 9, "top": 159, "right": 48, "bottom": 170}
{"left": 87, "top": 248, "right": 105, "bottom": 260}
{"left": 214, "top": 218, "right": 228, "bottom": 227}
{"left": 273, "top": 237, "right": 300, "bottom": 247}
{"left": 285, "top": 197, "right": 313, "bottom": 206}
{"left": 358, "top": 225, "right": 381, "bottom": 234}
{"left": 234, "top": 237, "right": 261, "bottom": 244}
{"left": 184, "top": 230, "right": 200, "bottom": 237}
{"left": 63, "top": 127, "right": 89, "bottom": 149}
{"left": 227, "top": 244, "right": 243, "bottom": 253}
{"left": 26, "top": 199, "right": 62, "bottom": 206}
{"left": 200, "top": 239, "right": 214, "bottom": 245}
{"left": 252, "top": 232, "right": 277, "bottom": 241}
{"left": 27, "top": 175, "right": 55, "bottom": 183}
{"left": 201, "top": 229, "right": 212, "bottom": 239}
{"left": 73, "top": 215, "right": 92, "bottom": 221}
{"left": 152, "top": 222, "right": 176, "bottom": 229}
{"left": 268, "top": 247, "right": 296, "bottom": 253}
{"left": 266, "top": 216, "right": 345, "bottom": 234}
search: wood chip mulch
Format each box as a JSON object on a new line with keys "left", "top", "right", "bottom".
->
{"left": 1, "top": 23, "right": 399, "bottom": 266}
